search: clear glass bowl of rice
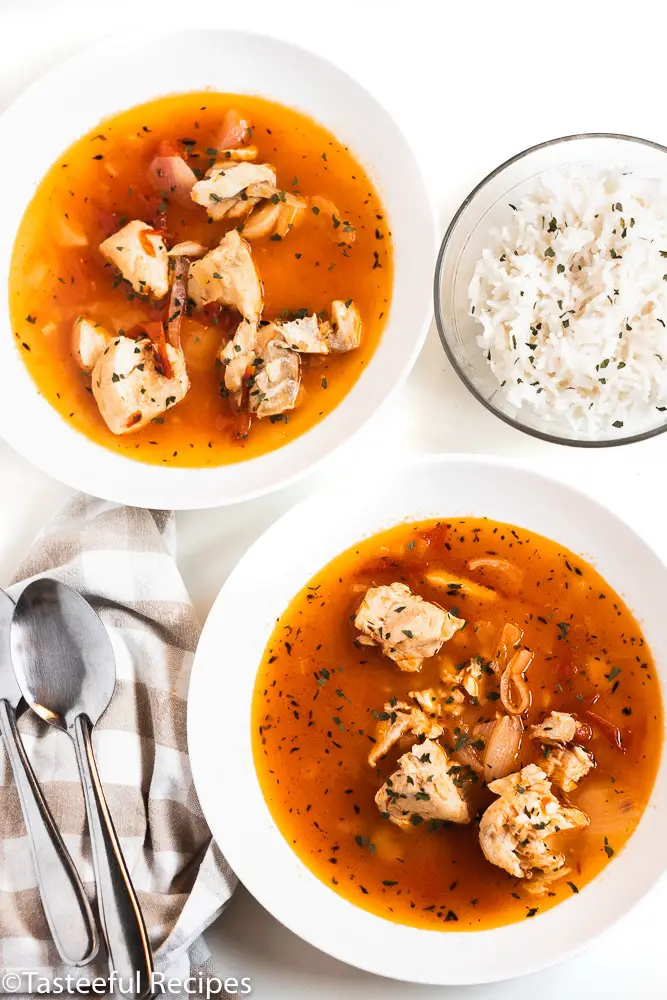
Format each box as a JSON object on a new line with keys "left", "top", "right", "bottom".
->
{"left": 435, "top": 133, "right": 667, "bottom": 446}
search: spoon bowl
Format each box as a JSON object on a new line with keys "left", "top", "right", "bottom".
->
{"left": 11, "top": 579, "right": 115, "bottom": 731}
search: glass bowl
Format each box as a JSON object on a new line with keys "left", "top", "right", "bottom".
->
{"left": 434, "top": 133, "right": 667, "bottom": 447}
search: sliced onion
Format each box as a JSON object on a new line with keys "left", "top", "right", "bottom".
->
{"left": 241, "top": 200, "right": 283, "bottom": 239}
{"left": 490, "top": 622, "right": 524, "bottom": 673}
{"left": 500, "top": 649, "right": 533, "bottom": 716}
{"left": 148, "top": 155, "right": 197, "bottom": 207}
{"left": 217, "top": 145, "right": 258, "bottom": 162}
{"left": 473, "top": 720, "right": 499, "bottom": 743}
{"left": 225, "top": 197, "right": 261, "bottom": 221}
{"left": 574, "top": 780, "right": 635, "bottom": 837}
{"left": 275, "top": 197, "right": 308, "bottom": 238}
{"left": 425, "top": 570, "right": 496, "bottom": 602}
{"left": 245, "top": 181, "right": 280, "bottom": 199}
{"left": 217, "top": 109, "right": 251, "bottom": 149}
{"left": 482, "top": 715, "right": 522, "bottom": 781}
{"left": 168, "top": 241, "right": 208, "bottom": 258}
{"left": 468, "top": 557, "right": 523, "bottom": 587}
{"left": 455, "top": 742, "right": 484, "bottom": 774}
{"left": 502, "top": 623, "right": 523, "bottom": 648}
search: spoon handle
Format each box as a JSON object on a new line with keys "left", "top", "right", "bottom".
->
{"left": 73, "top": 714, "right": 153, "bottom": 998}
{"left": 0, "top": 699, "right": 98, "bottom": 966}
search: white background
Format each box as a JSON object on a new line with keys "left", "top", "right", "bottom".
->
{"left": 1, "top": 0, "right": 666, "bottom": 995}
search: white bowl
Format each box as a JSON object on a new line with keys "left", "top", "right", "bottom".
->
{"left": 0, "top": 31, "right": 435, "bottom": 509}
{"left": 187, "top": 454, "right": 667, "bottom": 985}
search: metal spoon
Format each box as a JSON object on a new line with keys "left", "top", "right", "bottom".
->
{"left": 11, "top": 579, "right": 153, "bottom": 997}
{"left": 0, "top": 589, "right": 98, "bottom": 965}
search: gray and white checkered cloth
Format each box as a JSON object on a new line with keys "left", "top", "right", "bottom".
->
{"left": 1, "top": 495, "right": 236, "bottom": 988}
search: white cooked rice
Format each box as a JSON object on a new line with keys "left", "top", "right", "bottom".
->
{"left": 468, "top": 167, "right": 667, "bottom": 433}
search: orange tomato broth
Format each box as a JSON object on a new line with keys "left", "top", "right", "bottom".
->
{"left": 8, "top": 93, "right": 393, "bottom": 467}
{"left": 252, "top": 517, "right": 662, "bottom": 931}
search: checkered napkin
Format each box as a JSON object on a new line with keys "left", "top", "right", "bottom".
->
{"left": 1, "top": 495, "right": 237, "bottom": 989}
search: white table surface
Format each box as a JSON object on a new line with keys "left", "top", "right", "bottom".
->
{"left": 2, "top": 0, "right": 666, "bottom": 995}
